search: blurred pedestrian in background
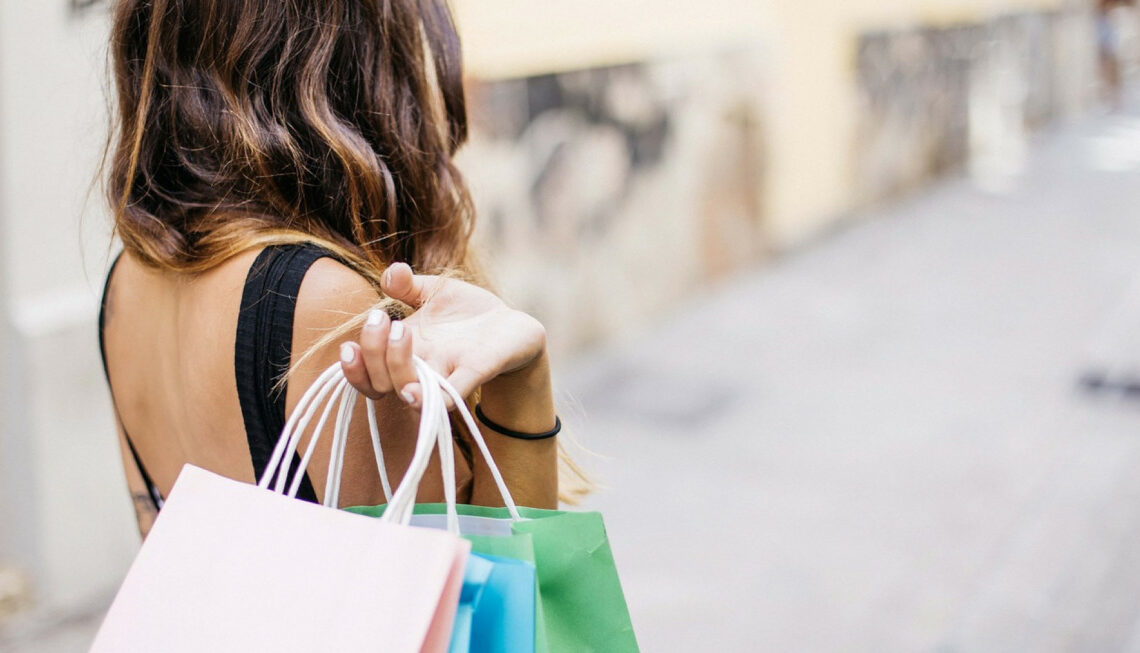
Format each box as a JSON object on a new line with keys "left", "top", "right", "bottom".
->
{"left": 1098, "top": 0, "right": 1135, "bottom": 109}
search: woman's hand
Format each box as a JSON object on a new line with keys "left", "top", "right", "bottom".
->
{"left": 338, "top": 263, "right": 548, "bottom": 409}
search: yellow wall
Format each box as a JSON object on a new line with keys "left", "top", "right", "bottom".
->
{"left": 454, "top": 0, "right": 1071, "bottom": 246}
{"left": 453, "top": 0, "right": 775, "bottom": 79}
{"left": 764, "top": 0, "right": 1069, "bottom": 244}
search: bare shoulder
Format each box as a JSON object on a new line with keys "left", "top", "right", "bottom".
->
{"left": 284, "top": 257, "right": 381, "bottom": 490}
{"left": 292, "top": 257, "right": 380, "bottom": 349}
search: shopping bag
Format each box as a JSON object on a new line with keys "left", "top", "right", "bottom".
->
{"left": 450, "top": 554, "right": 494, "bottom": 653}
{"left": 470, "top": 553, "right": 538, "bottom": 653}
{"left": 247, "top": 355, "right": 542, "bottom": 653}
{"left": 445, "top": 551, "right": 539, "bottom": 653}
{"left": 346, "top": 357, "right": 639, "bottom": 653}
{"left": 457, "top": 529, "right": 548, "bottom": 653}
{"left": 90, "top": 466, "right": 469, "bottom": 653}
{"left": 354, "top": 503, "right": 636, "bottom": 652}
{"left": 381, "top": 364, "right": 538, "bottom": 653}
{"left": 91, "top": 361, "right": 472, "bottom": 653}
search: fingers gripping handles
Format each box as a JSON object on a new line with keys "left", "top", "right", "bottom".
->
{"left": 382, "top": 357, "right": 528, "bottom": 529}
{"left": 380, "top": 358, "right": 523, "bottom": 526}
{"left": 257, "top": 357, "right": 523, "bottom": 527}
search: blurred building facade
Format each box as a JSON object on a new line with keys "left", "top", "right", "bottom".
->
{"left": 0, "top": 0, "right": 1102, "bottom": 634}
{"left": 455, "top": 0, "right": 1100, "bottom": 356}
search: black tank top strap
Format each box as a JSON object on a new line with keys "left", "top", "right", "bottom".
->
{"left": 236, "top": 243, "right": 338, "bottom": 504}
{"left": 98, "top": 252, "right": 165, "bottom": 510}
{"left": 100, "top": 243, "right": 340, "bottom": 514}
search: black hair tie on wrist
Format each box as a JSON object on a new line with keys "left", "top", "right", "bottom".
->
{"left": 475, "top": 403, "right": 562, "bottom": 440}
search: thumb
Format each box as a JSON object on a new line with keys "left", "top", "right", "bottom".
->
{"left": 381, "top": 262, "right": 440, "bottom": 308}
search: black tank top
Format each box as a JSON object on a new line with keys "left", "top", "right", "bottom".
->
{"left": 98, "top": 244, "right": 334, "bottom": 512}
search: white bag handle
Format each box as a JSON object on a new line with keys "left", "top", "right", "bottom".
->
{"left": 259, "top": 365, "right": 341, "bottom": 494}
{"left": 427, "top": 360, "right": 460, "bottom": 534}
{"left": 381, "top": 357, "right": 461, "bottom": 531}
{"left": 379, "top": 356, "right": 525, "bottom": 526}
{"left": 310, "top": 355, "right": 524, "bottom": 526}
{"left": 379, "top": 359, "right": 441, "bottom": 524}
{"left": 290, "top": 378, "right": 348, "bottom": 500}
{"left": 258, "top": 369, "right": 391, "bottom": 505}
{"left": 323, "top": 385, "right": 356, "bottom": 508}
{"left": 258, "top": 356, "right": 522, "bottom": 524}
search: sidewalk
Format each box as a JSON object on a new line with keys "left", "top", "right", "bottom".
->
{"left": 567, "top": 106, "right": 1140, "bottom": 651}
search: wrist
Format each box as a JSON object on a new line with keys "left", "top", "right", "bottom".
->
{"left": 480, "top": 349, "right": 556, "bottom": 433}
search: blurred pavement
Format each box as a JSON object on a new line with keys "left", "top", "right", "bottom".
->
{"left": 568, "top": 103, "right": 1140, "bottom": 652}
{"left": 9, "top": 105, "right": 1140, "bottom": 653}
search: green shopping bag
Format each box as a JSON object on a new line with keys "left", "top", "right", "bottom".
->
{"left": 347, "top": 503, "right": 638, "bottom": 652}
{"left": 343, "top": 356, "right": 639, "bottom": 651}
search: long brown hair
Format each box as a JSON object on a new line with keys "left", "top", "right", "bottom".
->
{"left": 106, "top": 0, "right": 590, "bottom": 502}
{"left": 108, "top": 0, "right": 474, "bottom": 280}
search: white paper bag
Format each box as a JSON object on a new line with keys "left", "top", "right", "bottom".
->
{"left": 90, "top": 464, "right": 469, "bottom": 653}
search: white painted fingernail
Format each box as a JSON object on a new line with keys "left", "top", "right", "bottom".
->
{"left": 365, "top": 309, "right": 385, "bottom": 328}
{"left": 389, "top": 321, "right": 404, "bottom": 341}
{"left": 400, "top": 389, "right": 415, "bottom": 404}
{"left": 339, "top": 343, "right": 354, "bottom": 364}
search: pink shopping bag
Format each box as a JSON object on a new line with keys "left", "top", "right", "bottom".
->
{"left": 91, "top": 464, "right": 469, "bottom": 653}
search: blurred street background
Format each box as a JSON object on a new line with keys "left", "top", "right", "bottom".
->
{"left": 573, "top": 102, "right": 1140, "bottom": 651}
{"left": 4, "top": 0, "right": 1140, "bottom": 651}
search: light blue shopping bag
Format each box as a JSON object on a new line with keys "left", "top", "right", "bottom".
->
{"left": 449, "top": 553, "right": 537, "bottom": 653}
{"left": 450, "top": 555, "right": 493, "bottom": 653}
{"left": 471, "top": 553, "right": 536, "bottom": 653}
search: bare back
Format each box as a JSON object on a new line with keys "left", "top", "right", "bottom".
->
{"left": 100, "top": 246, "right": 472, "bottom": 535}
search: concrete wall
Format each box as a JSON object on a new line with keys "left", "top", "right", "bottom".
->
{"left": 453, "top": 0, "right": 1083, "bottom": 248}
{"left": 854, "top": 9, "right": 1095, "bottom": 203}
{"left": 453, "top": 0, "right": 1094, "bottom": 359}
{"left": 460, "top": 51, "right": 768, "bottom": 357}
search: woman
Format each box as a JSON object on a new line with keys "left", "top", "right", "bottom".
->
{"left": 98, "top": 0, "right": 569, "bottom": 537}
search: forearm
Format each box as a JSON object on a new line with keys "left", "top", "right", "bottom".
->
{"left": 472, "top": 350, "right": 559, "bottom": 509}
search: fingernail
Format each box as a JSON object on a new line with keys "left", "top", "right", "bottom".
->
{"left": 389, "top": 321, "right": 404, "bottom": 341}
{"left": 383, "top": 268, "right": 392, "bottom": 287}
{"left": 365, "top": 309, "right": 385, "bottom": 328}
{"left": 400, "top": 389, "right": 416, "bottom": 404}
{"left": 339, "top": 343, "right": 355, "bottom": 364}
